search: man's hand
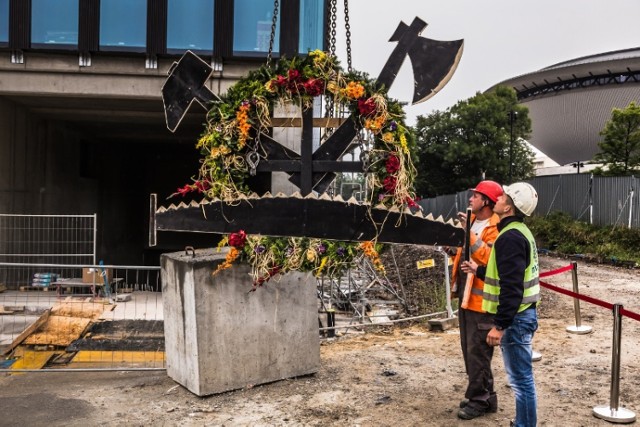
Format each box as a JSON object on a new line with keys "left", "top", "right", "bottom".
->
{"left": 486, "top": 327, "right": 504, "bottom": 347}
{"left": 457, "top": 211, "right": 468, "bottom": 223}
{"left": 461, "top": 260, "right": 478, "bottom": 275}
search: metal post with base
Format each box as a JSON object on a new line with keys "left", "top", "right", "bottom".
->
{"left": 566, "top": 261, "right": 592, "bottom": 334}
{"left": 592, "top": 303, "right": 636, "bottom": 423}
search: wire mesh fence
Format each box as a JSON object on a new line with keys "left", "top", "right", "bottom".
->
{"left": 0, "top": 263, "right": 164, "bottom": 372}
{"left": 0, "top": 214, "right": 96, "bottom": 289}
{"left": 418, "top": 174, "right": 640, "bottom": 229}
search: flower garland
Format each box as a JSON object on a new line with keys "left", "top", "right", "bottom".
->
{"left": 174, "top": 50, "right": 420, "bottom": 286}
{"left": 214, "top": 230, "right": 384, "bottom": 290}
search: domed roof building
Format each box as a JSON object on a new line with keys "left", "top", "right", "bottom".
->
{"left": 491, "top": 47, "right": 640, "bottom": 166}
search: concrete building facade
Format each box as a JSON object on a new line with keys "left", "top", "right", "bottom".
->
{"left": 492, "top": 47, "right": 640, "bottom": 167}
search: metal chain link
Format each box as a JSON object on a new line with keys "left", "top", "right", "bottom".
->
{"left": 329, "top": 0, "right": 337, "bottom": 58}
{"left": 266, "top": 0, "right": 280, "bottom": 68}
{"left": 324, "top": 0, "right": 338, "bottom": 122}
{"left": 344, "top": 0, "right": 352, "bottom": 72}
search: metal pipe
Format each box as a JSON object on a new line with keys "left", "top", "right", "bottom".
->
{"left": 318, "top": 310, "right": 449, "bottom": 331}
{"left": 0, "top": 368, "right": 166, "bottom": 373}
{"left": 628, "top": 188, "right": 634, "bottom": 229}
{"left": 566, "top": 262, "right": 592, "bottom": 334}
{"left": 436, "top": 246, "right": 453, "bottom": 318}
{"left": 610, "top": 303, "right": 623, "bottom": 410}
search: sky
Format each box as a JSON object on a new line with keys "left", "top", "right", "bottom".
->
{"left": 333, "top": 0, "right": 640, "bottom": 125}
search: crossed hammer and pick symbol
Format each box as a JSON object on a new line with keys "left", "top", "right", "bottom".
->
{"left": 161, "top": 17, "right": 463, "bottom": 196}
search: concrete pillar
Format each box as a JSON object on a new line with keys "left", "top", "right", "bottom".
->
{"left": 161, "top": 248, "right": 320, "bottom": 396}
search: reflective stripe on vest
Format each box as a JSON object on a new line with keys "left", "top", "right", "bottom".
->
{"left": 482, "top": 221, "right": 540, "bottom": 314}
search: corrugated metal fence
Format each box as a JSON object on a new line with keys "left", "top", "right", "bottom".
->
{"left": 419, "top": 174, "right": 640, "bottom": 228}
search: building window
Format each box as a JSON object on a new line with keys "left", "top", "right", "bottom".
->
{"left": 299, "top": 0, "right": 323, "bottom": 53}
{"left": 167, "top": 0, "right": 214, "bottom": 53}
{"left": 233, "top": 0, "right": 280, "bottom": 56}
{"left": 31, "top": 0, "right": 79, "bottom": 46}
{"left": 100, "top": 0, "right": 146, "bottom": 51}
{"left": 0, "top": 0, "right": 7, "bottom": 45}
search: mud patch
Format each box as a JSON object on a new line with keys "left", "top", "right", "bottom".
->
{"left": 67, "top": 319, "right": 164, "bottom": 351}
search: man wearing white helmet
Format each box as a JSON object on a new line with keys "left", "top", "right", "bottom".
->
{"left": 462, "top": 182, "right": 540, "bottom": 427}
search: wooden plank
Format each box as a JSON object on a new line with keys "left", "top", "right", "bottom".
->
{"left": 51, "top": 302, "right": 108, "bottom": 319}
{"left": 270, "top": 117, "right": 346, "bottom": 128}
{"left": 24, "top": 316, "right": 92, "bottom": 346}
{"left": 71, "top": 350, "right": 165, "bottom": 364}
{"left": 0, "top": 306, "right": 14, "bottom": 314}
{"left": 19, "top": 285, "right": 52, "bottom": 292}
{"left": 3, "top": 309, "right": 51, "bottom": 355}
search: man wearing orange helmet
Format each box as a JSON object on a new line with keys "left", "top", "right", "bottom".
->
{"left": 450, "top": 180, "right": 503, "bottom": 420}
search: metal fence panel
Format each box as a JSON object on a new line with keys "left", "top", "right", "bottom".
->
{"left": 592, "top": 175, "right": 638, "bottom": 228}
{"left": 532, "top": 175, "right": 592, "bottom": 221}
{"left": 0, "top": 214, "right": 96, "bottom": 288}
{"left": 0, "top": 263, "right": 164, "bottom": 371}
{"left": 420, "top": 174, "right": 639, "bottom": 229}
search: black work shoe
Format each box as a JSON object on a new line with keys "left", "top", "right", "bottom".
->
{"left": 459, "top": 395, "right": 498, "bottom": 413}
{"left": 457, "top": 405, "right": 486, "bottom": 420}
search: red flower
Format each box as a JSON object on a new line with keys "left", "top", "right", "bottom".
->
{"left": 176, "top": 184, "right": 192, "bottom": 197}
{"left": 253, "top": 266, "right": 282, "bottom": 289}
{"left": 357, "top": 98, "right": 377, "bottom": 116}
{"left": 385, "top": 154, "right": 400, "bottom": 174}
{"left": 287, "top": 69, "right": 300, "bottom": 80}
{"left": 194, "top": 180, "right": 211, "bottom": 193}
{"left": 383, "top": 176, "right": 397, "bottom": 193}
{"left": 303, "top": 78, "right": 325, "bottom": 96}
{"left": 286, "top": 69, "right": 303, "bottom": 93}
{"left": 406, "top": 197, "right": 419, "bottom": 208}
{"left": 274, "top": 75, "right": 288, "bottom": 87}
{"left": 229, "top": 230, "right": 247, "bottom": 248}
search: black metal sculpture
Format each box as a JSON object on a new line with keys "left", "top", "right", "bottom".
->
{"left": 152, "top": 17, "right": 465, "bottom": 248}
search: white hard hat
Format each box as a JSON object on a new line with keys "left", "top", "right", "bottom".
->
{"left": 503, "top": 182, "right": 538, "bottom": 216}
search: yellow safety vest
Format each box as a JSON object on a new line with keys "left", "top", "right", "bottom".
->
{"left": 482, "top": 221, "right": 540, "bottom": 314}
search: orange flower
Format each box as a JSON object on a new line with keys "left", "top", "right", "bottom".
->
{"left": 342, "top": 81, "right": 365, "bottom": 100}
{"left": 365, "top": 115, "right": 387, "bottom": 132}
{"left": 212, "top": 247, "right": 240, "bottom": 276}
{"left": 359, "top": 241, "right": 386, "bottom": 274}
{"left": 236, "top": 103, "right": 251, "bottom": 149}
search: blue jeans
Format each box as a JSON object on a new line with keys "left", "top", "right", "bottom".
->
{"left": 501, "top": 307, "right": 538, "bottom": 427}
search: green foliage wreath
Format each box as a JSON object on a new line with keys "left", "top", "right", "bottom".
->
{"left": 174, "top": 50, "right": 418, "bottom": 287}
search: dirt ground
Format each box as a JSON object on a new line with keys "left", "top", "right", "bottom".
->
{"left": 1, "top": 255, "right": 639, "bottom": 427}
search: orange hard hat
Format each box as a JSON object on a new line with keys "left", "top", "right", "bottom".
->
{"left": 471, "top": 180, "right": 503, "bottom": 203}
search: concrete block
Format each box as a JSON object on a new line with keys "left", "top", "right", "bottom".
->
{"left": 161, "top": 248, "right": 320, "bottom": 396}
{"left": 428, "top": 316, "right": 459, "bottom": 331}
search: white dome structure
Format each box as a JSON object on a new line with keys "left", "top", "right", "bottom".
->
{"left": 490, "top": 47, "right": 640, "bottom": 166}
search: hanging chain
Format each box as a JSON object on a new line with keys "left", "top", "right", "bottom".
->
{"left": 343, "top": 0, "right": 352, "bottom": 72}
{"left": 266, "top": 0, "right": 280, "bottom": 68}
{"left": 324, "top": 0, "right": 338, "bottom": 123}
{"left": 329, "top": 0, "right": 337, "bottom": 58}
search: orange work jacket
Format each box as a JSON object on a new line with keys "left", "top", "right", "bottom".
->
{"left": 451, "top": 213, "right": 501, "bottom": 312}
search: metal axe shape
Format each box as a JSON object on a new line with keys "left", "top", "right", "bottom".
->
{"left": 162, "top": 50, "right": 221, "bottom": 133}
{"left": 289, "top": 17, "right": 464, "bottom": 192}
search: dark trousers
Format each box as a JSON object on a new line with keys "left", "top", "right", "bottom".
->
{"left": 459, "top": 307, "right": 496, "bottom": 409}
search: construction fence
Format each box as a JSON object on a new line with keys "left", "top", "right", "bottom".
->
{"left": 418, "top": 174, "right": 640, "bottom": 228}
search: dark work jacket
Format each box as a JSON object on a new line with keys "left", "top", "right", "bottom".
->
{"left": 475, "top": 216, "right": 533, "bottom": 329}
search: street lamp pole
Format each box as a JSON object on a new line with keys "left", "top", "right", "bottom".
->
{"left": 508, "top": 111, "right": 517, "bottom": 182}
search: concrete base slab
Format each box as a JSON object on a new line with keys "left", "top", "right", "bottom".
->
{"left": 428, "top": 316, "right": 459, "bottom": 331}
{"left": 161, "top": 248, "right": 320, "bottom": 396}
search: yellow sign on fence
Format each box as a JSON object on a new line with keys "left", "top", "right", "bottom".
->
{"left": 416, "top": 259, "right": 435, "bottom": 269}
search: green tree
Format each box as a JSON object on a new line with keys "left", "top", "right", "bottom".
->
{"left": 592, "top": 101, "right": 640, "bottom": 176}
{"left": 413, "top": 86, "right": 534, "bottom": 197}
